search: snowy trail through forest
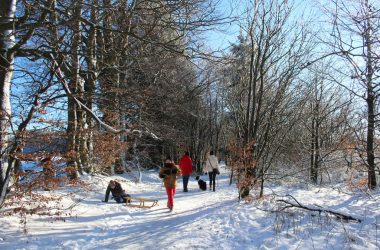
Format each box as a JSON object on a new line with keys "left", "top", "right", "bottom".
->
{"left": 0, "top": 165, "right": 379, "bottom": 250}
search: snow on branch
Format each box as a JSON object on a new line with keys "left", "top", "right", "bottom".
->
{"left": 51, "top": 59, "right": 123, "bottom": 134}
{"left": 276, "top": 194, "right": 361, "bottom": 223}
{"left": 131, "top": 129, "right": 161, "bottom": 140}
{"left": 48, "top": 54, "right": 126, "bottom": 134}
{"left": 48, "top": 54, "right": 161, "bottom": 140}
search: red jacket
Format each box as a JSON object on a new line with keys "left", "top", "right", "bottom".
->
{"left": 179, "top": 155, "right": 193, "bottom": 175}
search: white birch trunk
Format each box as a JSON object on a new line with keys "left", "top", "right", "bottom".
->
{"left": 0, "top": 0, "right": 16, "bottom": 204}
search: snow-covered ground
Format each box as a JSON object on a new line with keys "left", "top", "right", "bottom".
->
{"left": 0, "top": 164, "right": 379, "bottom": 250}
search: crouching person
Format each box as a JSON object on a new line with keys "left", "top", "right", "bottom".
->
{"left": 104, "top": 180, "right": 131, "bottom": 203}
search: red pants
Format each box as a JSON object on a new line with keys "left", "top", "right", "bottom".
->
{"left": 165, "top": 187, "right": 176, "bottom": 208}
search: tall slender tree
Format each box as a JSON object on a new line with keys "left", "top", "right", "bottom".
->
{"left": 322, "top": 0, "right": 379, "bottom": 188}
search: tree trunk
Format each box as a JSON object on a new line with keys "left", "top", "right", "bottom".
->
{"left": 364, "top": 0, "right": 376, "bottom": 189}
{"left": 0, "top": 0, "right": 16, "bottom": 206}
{"left": 81, "top": 0, "right": 98, "bottom": 174}
{"left": 366, "top": 79, "right": 376, "bottom": 189}
{"left": 67, "top": 0, "right": 84, "bottom": 178}
{"left": 310, "top": 111, "right": 316, "bottom": 182}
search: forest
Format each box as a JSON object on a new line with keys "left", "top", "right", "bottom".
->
{"left": 0, "top": 0, "right": 379, "bottom": 210}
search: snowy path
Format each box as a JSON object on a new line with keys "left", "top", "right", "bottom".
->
{"left": 0, "top": 166, "right": 379, "bottom": 250}
{"left": 1, "top": 169, "right": 242, "bottom": 250}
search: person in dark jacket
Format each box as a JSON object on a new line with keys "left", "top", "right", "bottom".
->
{"left": 104, "top": 180, "right": 130, "bottom": 203}
{"left": 178, "top": 151, "right": 193, "bottom": 192}
{"left": 159, "top": 157, "right": 181, "bottom": 211}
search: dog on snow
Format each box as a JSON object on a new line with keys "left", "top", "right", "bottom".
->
{"left": 195, "top": 176, "right": 207, "bottom": 191}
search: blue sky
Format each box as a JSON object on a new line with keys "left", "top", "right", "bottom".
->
{"left": 204, "top": 0, "right": 321, "bottom": 52}
{"left": 202, "top": 0, "right": 240, "bottom": 51}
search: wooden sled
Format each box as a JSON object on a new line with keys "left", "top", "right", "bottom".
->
{"left": 125, "top": 197, "right": 159, "bottom": 208}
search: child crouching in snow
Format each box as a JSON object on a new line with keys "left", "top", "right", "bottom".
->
{"left": 159, "top": 157, "right": 181, "bottom": 211}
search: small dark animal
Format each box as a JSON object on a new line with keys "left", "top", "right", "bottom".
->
{"left": 195, "top": 176, "right": 207, "bottom": 191}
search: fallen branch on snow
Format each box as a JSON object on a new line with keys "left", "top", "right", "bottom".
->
{"left": 276, "top": 195, "right": 361, "bottom": 223}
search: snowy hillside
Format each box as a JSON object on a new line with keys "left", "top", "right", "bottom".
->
{"left": 0, "top": 165, "right": 379, "bottom": 250}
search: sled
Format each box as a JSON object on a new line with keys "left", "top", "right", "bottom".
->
{"left": 125, "top": 197, "right": 159, "bottom": 208}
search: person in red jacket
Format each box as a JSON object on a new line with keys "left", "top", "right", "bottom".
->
{"left": 178, "top": 151, "right": 193, "bottom": 192}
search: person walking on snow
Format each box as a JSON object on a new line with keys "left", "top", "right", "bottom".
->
{"left": 203, "top": 150, "right": 220, "bottom": 192}
{"left": 178, "top": 151, "right": 193, "bottom": 192}
{"left": 159, "top": 157, "right": 181, "bottom": 211}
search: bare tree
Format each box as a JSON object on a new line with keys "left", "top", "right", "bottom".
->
{"left": 224, "top": 0, "right": 313, "bottom": 198}
{"left": 297, "top": 63, "right": 353, "bottom": 184}
{"left": 321, "top": 0, "right": 380, "bottom": 189}
{"left": 0, "top": 0, "right": 55, "bottom": 205}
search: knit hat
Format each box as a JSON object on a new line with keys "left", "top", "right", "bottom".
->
{"left": 164, "top": 156, "right": 172, "bottom": 163}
